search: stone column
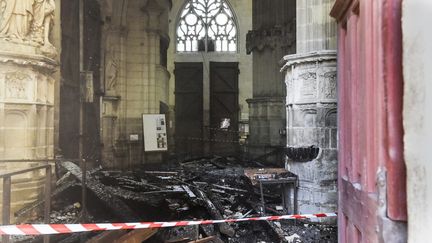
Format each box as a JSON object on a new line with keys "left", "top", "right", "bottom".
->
{"left": 246, "top": 0, "right": 296, "bottom": 163}
{"left": 296, "top": 0, "right": 336, "bottom": 53}
{"left": 99, "top": 0, "right": 126, "bottom": 168}
{"left": 0, "top": 0, "right": 58, "bottom": 220}
{"left": 281, "top": 0, "right": 337, "bottom": 216}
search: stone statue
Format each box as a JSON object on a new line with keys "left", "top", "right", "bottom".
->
{"left": 0, "top": 0, "right": 34, "bottom": 40}
{"left": 106, "top": 57, "right": 118, "bottom": 91}
{"left": 105, "top": 32, "right": 119, "bottom": 91}
{"left": 0, "top": 0, "right": 56, "bottom": 57}
{"left": 31, "top": 0, "right": 55, "bottom": 47}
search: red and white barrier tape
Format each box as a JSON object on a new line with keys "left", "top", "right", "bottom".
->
{"left": 0, "top": 213, "right": 336, "bottom": 236}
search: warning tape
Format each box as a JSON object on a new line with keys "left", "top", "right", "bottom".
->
{"left": 0, "top": 213, "right": 336, "bottom": 236}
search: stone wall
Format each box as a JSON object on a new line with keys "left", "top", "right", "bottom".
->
{"left": 403, "top": 0, "right": 432, "bottom": 242}
{"left": 296, "top": 0, "right": 336, "bottom": 53}
{"left": 99, "top": 0, "right": 171, "bottom": 168}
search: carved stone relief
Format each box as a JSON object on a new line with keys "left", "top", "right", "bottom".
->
{"left": 246, "top": 21, "right": 295, "bottom": 54}
{"left": 299, "top": 72, "right": 317, "bottom": 98}
{"left": 5, "top": 71, "right": 31, "bottom": 99}
{"left": 322, "top": 71, "right": 337, "bottom": 99}
{"left": 105, "top": 46, "right": 118, "bottom": 91}
{"left": 0, "top": 0, "right": 56, "bottom": 56}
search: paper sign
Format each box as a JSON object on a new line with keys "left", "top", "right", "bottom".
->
{"left": 143, "top": 114, "right": 168, "bottom": 152}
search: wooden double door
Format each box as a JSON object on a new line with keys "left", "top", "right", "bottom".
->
{"left": 175, "top": 62, "right": 239, "bottom": 158}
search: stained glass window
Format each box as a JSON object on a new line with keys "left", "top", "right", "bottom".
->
{"left": 177, "top": 0, "right": 237, "bottom": 52}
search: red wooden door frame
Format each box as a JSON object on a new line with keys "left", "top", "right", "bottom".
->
{"left": 331, "top": 0, "right": 406, "bottom": 241}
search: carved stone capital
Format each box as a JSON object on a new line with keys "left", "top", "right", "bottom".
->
{"left": 246, "top": 22, "right": 295, "bottom": 54}
{"left": 141, "top": 0, "right": 164, "bottom": 16}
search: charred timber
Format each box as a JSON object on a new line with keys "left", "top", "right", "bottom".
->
{"left": 60, "top": 161, "right": 137, "bottom": 221}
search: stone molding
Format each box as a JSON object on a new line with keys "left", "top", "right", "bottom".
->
{"left": 280, "top": 50, "right": 337, "bottom": 72}
{"left": 246, "top": 97, "right": 285, "bottom": 104}
{"left": 0, "top": 46, "right": 57, "bottom": 71}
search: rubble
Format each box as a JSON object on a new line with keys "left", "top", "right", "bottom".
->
{"left": 60, "top": 161, "right": 138, "bottom": 221}
{"left": 14, "top": 156, "right": 336, "bottom": 243}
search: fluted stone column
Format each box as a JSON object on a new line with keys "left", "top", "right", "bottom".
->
{"left": 281, "top": 0, "right": 337, "bottom": 216}
{"left": 0, "top": 0, "right": 58, "bottom": 221}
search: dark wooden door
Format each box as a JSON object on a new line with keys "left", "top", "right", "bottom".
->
{"left": 175, "top": 63, "right": 204, "bottom": 158}
{"left": 210, "top": 62, "right": 239, "bottom": 156}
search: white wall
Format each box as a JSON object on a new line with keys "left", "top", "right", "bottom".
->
{"left": 403, "top": 1, "right": 432, "bottom": 242}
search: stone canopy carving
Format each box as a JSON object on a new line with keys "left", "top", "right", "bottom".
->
{"left": 246, "top": 21, "right": 295, "bottom": 54}
{"left": 0, "top": 0, "right": 56, "bottom": 55}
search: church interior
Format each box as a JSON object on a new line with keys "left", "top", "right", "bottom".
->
{"left": 1, "top": 0, "right": 431, "bottom": 242}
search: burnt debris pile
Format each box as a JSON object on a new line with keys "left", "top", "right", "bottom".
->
{"left": 15, "top": 156, "right": 336, "bottom": 243}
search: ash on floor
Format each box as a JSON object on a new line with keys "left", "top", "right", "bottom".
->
{"left": 13, "top": 156, "right": 337, "bottom": 243}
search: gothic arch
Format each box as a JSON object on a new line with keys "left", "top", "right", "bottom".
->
{"left": 175, "top": 0, "right": 239, "bottom": 52}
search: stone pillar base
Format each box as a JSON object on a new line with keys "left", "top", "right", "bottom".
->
{"left": 0, "top": 41, "right": 57, "bottom": 222}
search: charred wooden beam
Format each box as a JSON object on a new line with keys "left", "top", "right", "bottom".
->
{"left": 194, "top": 189, "right": 235, "bottom": 237}
{"left": 115, "top": 228, "right": 157, "bottom": 243}
{"left": 187, "top": 236, "right": 217, "bottom": 243}
{"left": 60, "top": 161, "right": 137, "bottom": 220}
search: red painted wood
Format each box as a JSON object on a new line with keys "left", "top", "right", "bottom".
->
{"left": 382, "top": 0, "right": 407, "bottom": 221}
{"left": 331, "top": 0, "right": 407, "bottom": 241}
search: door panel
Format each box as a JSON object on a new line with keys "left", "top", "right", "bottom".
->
{"left": 331, "top": 0, "right": 407, "bottom": 241}
{"left": 210, "top": 62, "right": 239, "bottom": 156}
{"left": 175, "top": 63, "right": 204, "bottom": 158}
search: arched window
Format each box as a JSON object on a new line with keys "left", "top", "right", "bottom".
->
{"left": 177, "top": 0, "right": 237, "bottom": 52}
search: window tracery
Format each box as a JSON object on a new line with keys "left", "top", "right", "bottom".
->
{"left": 177, "top": 0, "right": 237, "bottom": 52}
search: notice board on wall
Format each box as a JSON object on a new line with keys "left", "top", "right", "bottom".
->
{"left": 142, "top": 114, "right": 168, "bottom": 152}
